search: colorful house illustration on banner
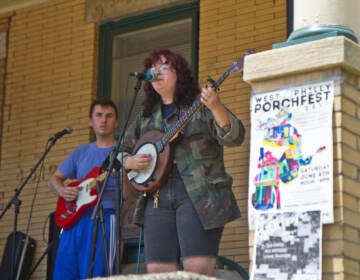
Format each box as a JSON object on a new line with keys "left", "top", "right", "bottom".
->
{"left": 253, "top": 107, "right": 326, "bottom": 211}
{"left": 252, "top": 148, "right": 281, "bottom": 210}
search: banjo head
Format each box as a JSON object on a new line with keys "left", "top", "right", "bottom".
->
{"left": 133, "top": 142, "right": 158, "bottom": 185}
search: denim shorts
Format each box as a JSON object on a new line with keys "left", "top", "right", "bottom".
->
{"left": 143, "top": 166, "right": 223, "bottom": 263}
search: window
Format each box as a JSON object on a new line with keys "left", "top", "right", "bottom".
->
{"left": 287, "top": 0, "right": 294, "bottom": 37}
{"left": 98, "top": 3, "right": 199, "bottom": 132}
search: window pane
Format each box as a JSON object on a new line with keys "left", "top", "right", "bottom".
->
{"left": 111, "top": 19, "right": 193, "bottom": 131}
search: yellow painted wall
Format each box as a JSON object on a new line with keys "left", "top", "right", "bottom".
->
{"left": 0, "top": 0, "right": 288, "bottom": 278}
{"left": 198, "top": 0, "right": 287, "bottom": 269}
{"left": 0, "top": 0, "right": 98, "bottom": 278}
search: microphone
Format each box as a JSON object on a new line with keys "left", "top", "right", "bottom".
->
{"left": 49, "top": 126, "right": 73, "bottom": 141}
{"left": 130, "top": 70, "right": 158, "bottom": 82}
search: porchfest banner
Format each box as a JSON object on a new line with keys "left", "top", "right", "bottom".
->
{"left": 248, "top": 78, "right": 335, "bottom": 230}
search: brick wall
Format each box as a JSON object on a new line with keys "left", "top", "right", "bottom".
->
{"left": 331, "top": 70, "right": 360, "bottom": 280}
{"left": 199, "top": 0, "right": 287, "bottom": 270}
{"left": 0, "top": 0, "right": 288, "bottom": 278}
{"left": 0, "top": 0, "right": 97, "bottom": 278}
{"left": 0, "top": 20, "right": 10, "bottom": 272}
{"left": 0, "top": 14, "right": 10, "bottom": 201}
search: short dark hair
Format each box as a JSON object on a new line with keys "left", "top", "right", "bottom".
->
{"left": 89, "top": 99, "right": 118, "bottom": 119}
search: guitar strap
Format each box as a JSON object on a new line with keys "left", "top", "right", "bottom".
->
{"left": 161, "top": 104, "right": 185, "bottom": 144}
{"left": 178, "top": 105, "right": 189, "bottom": 134}
{"left": 171, "top": 105, "right": 189, "bottom": 145}
{"left": 177, "top": 106, "right": 188, "bottom": 143}
{"left": 100, "top": 153, "right": 122, "bottom": 172}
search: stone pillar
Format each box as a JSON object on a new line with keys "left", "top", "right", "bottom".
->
{"left": 275, "top": 0, "right": 359, "bottom": 48}
{"left": 293, "top": 0, "right": 360, "bottom": 39}
{"left": 243, "top": 36, "right": 360, "bottom": 279}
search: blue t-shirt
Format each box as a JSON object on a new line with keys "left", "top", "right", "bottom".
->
{"left": 59, "top": 142, "right": 119, "bottom": 209}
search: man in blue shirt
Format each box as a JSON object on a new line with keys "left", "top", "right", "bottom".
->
{"left": 49, "top": 99, "right": 120, "bottom": 279}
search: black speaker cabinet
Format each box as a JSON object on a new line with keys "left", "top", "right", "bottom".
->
{"left": 47, "top": 211, "right": 61, "bottom": 280}
{"left": 0, "top": 231, "right": 36, "bottom": 280}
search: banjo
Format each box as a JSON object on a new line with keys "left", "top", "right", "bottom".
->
{"left": 126, "top": 53, "right": 250, "bottom": 193}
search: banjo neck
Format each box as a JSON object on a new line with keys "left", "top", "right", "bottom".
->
{"left": 157, "top": 54, "right": 248, "bottom": 151}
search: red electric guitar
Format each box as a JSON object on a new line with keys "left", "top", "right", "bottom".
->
{"left": 55, "top": 167, "right": 107, "bottom": 229}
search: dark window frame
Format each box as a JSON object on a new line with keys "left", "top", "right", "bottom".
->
{"left": 287, "top": 0, "right": 294, "bottom": 37}
{"left": 97, "top": 2, "right": 199, "bottom": 98}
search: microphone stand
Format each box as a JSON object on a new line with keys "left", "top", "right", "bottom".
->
{"left": 0, "top": 136, "right": 61, "bottom": 280}
{"left": 87, "top": 181, "right": 110, "bottom": 278}
{"left": 89, "top": 77, "right": 143, "bottom": 276}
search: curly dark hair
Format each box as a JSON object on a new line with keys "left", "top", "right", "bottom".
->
{"left": 142, "top": 48, "right": 201, "bottom": 117}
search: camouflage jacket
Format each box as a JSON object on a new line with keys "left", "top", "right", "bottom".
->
{"left": 120, "top": 102, "right": 245, "bottom": 230}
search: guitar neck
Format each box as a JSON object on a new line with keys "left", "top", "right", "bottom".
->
{"left": 88, "top": 172, "right": 108, "bottom": 191}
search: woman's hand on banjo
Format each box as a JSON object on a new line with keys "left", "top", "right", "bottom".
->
{"left": 124, "top": 153, "right": 153, "bottom": 170}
